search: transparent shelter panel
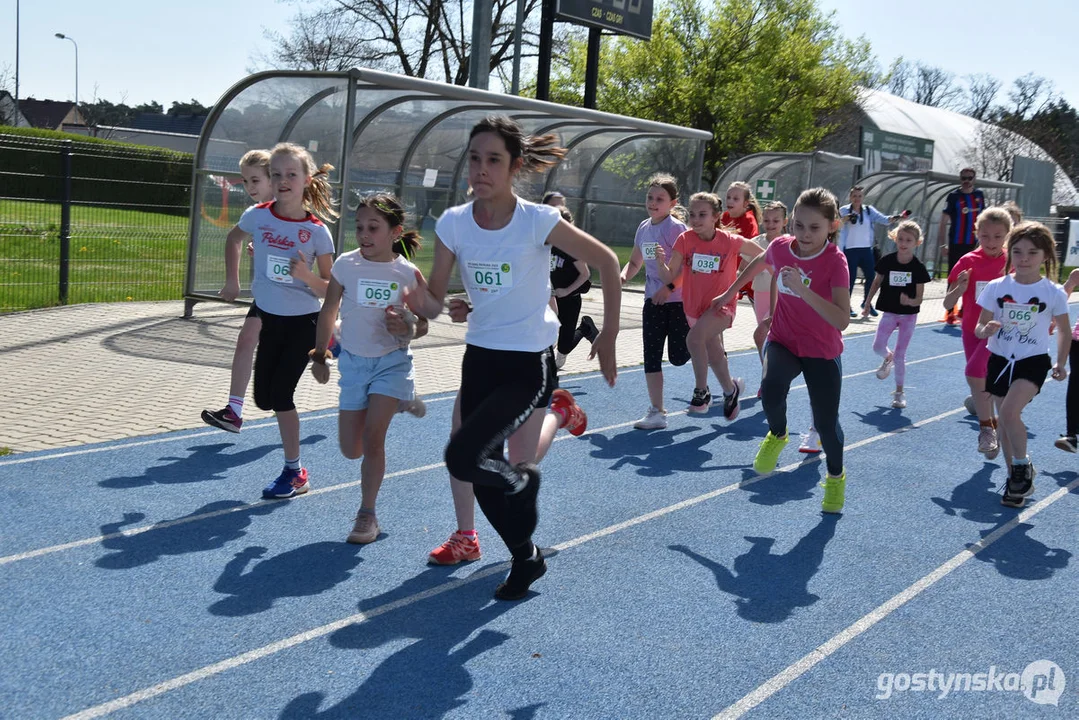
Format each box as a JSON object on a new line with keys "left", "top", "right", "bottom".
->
{"left": 190, "top": 172, "right": 256, "bottom": 298}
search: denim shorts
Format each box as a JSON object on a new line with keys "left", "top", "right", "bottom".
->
{"left": 337, "top": 347, "right": 414, "bottom": 411}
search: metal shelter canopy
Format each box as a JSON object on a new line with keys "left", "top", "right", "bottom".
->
{"left": 858, "top": 169, "right": 1022, "bottom": 271}
{"left": 184, "top": 68, "right": 712, "bottom": 309}
{"left": 711, "top": 150, "right": 863, "bottom": 213}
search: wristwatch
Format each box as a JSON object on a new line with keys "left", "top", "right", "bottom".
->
{"left": 666, "top": 282, "right": 676, "bottom": 291}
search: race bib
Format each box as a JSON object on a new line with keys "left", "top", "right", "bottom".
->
{"left": 889, "top": 271, "right": 912, "bottom": 287}
{"left": 1002, "top": 301, "right": 1039, "bottom": 333}
{"left": 356, "top": 278, "right": 400, "bottom": 308}
{"left": 641, "top": 242, "right": 658, "bottom": 260}
{"left": 692, "top": 253, "right": 719, "bottom": 273}
{"left": 776, "top": 267, "right": 811, "bottom": 296}
{"left": 465, "top": 260, "right": 513, "bottom": 295}
{"left": 975, "top": 281, "right": 988, "bottom": 299}
{"left": 267, "top": 254, "right": 293, "bottom": 284}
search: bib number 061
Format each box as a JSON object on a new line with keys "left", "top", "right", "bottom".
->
{"left": 474, "top": 270, "right": 503, "bottom": 287}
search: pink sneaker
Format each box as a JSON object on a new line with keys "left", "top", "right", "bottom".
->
{"left": 428, "top": 531, "right": 482, "bottom": 565}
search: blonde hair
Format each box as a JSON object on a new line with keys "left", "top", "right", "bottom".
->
{"left": 888, "top": 219, "right": 923, "bottom": 244}
{"left": 1001, "top": 200, "right": 1023, "bottom": 225}
{"left": 270, "top": 142, "right": 339, "bottom": 221}
{"left": 1005, "top": 221, "right": 1058, "bottom": 280}
{"left": 975, "top": 206, "right": 1012, "bottom": 234}
{"left": 239, "top": 149, "right": 271, "bottom": 173}
{"left": 727, "top": 181, "right": 762, "bottom": 225}
{"left": 689, "top": 192, "right": 722, "bottom": 216}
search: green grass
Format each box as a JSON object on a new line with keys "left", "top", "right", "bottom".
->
{"left": 0, "top": 447, "right": 11, "bottom": 457}
{"left": 1, "top": 199, "right": 188, "bottom": 311}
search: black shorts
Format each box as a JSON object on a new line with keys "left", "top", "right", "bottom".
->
{"left": 246, "top": 302, "right": 260, "bottom": 320}
{"left": 986, "top": 353, "right": 1052, "bottom": 397}
{"left": 642, "top": 299, "right": 691, "bottom": 373}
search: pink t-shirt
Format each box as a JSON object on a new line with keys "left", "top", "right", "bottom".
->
{"left": 765, "top": 236, "right": 850, "bottom": 359}
{"left": 949, "top": 247, "right": 1007, "bottom": 335}
{"left": 673, "top": 229, "right": 744, "bottom": 319}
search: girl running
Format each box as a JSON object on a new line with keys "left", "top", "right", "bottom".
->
{"left": 861, "top": 220, "right": 931, "bottom": 409}
{"left": 717, "top": 188, "right": 851, "bottom": 513}
{"left": 720, "top": 181, "right": 760, "bottom": 238}
{"left": 549, "top": 205, "right": 599, "bottom": 368}
{"left": 220, "top": 143, "right": 336, "bottom": 499}
{"left": 202, "top": 149, "right": 274, "bottom": 433}
{"left": 943, "top": 207, "right": 1013, "bottom": 457}
{"left": 619, "top": 173, "right": 690, "bottom": 430}
{"left": 406, "top": 116, "right": 621, "bottom": 600}
{"left": 974, "top": 221, "right": 1070, "bottom": 507}
{"left": 1055, "top": 269, "right": 1079, "bottom": 453}
{"left": 655, "top": 192, "right": 762, "bottom": 419}
{"left": 308, "top": 193, "right": 425, "bottom": 543}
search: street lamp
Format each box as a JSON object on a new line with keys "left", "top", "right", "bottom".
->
{"left": 54, "top": 32, "right": 78, "bottom": 122}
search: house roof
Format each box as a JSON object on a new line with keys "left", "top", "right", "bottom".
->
{"left": 129, "top": 113, "right": 207, "bottom": 136}
{"left": 18, "top": 98, "right": 81, "bottom": 129}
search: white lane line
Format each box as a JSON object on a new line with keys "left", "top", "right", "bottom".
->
{"left": 712, "top": 476, "right": 1079, "bottom": 720}
{"left": 0, "top": 352, "right": 968, "bottom": 567}
{"left": 58, "top": 406, "right": 968, "bottom": 720}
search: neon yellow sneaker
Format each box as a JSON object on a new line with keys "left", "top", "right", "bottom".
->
{"left": 821, "top": 469, "right": 847, "bottom": 513}
{"left": 753, "top": 431, "right": 789, "bottom": 474}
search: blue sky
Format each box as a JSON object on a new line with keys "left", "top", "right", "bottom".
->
{"left": 5, "top": 0, "right": 1078, "bottom": 111}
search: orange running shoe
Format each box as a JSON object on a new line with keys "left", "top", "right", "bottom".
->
{"left": 550, "top": 388, "right": 588, "bottom": 436}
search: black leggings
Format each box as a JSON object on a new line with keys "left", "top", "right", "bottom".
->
{"left": 1067, "top": 341, "right": 1079, "bottom": 436}
{"left": 253, "top": 310, "right": 317, "bottom": 412}
{"left": 761, "top": 341, "right": 844, "bottom": 476}
{"left": 555, "top": 293, "right": 587, "bottom": 355}
{"left": 444, "top": 345, "right": 556, "bottom": 558}
{"left": 642, "top": 299, "right": 691, "bottom": 373}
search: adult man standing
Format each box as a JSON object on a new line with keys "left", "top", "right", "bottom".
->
{"left": 938, "top": 168, "right": 985, "bottom": 324}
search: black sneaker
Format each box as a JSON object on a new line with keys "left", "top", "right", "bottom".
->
{"left": 688, "top": 387, "right": 711, "bottom": 414}
{"left": 1001, "top": 463, "right": 1035, "bottom": 507}
{"left": 578, "top": 315, "right": 599, "bottom": 343}
{"left": 723, "top": 378, "right": 745, "bottom": 421}
{"left": 494, "top": 547, "right": 547, "bottom": 601}
{"left": 1054, "top": 435, "right": 1078, "bottom": 453}
{"left": 201, "top": 407, "right": 242, "bottom": 433}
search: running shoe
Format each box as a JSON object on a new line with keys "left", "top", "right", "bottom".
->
{"left": 634, "top": 406, "right": 668, "bottom": 430}
{"left": 578, "top": 315, "right": 599, "bottom": 343}
{"left": 1001, "top": 462, "right": 1036, "bottom": 508}
{"left": 875, "top": 354, "right": 894, "bottom": 380}
{"left": 1054, "top": 434, "right": 1078, "bottom": 453}
{"left": 428, "top": 531, "right": 482, "bottom": 565}
{"left": 397, "top": 396, "right": 427, "bottom": 418}
{"left": 494, "top": 547, "right": 547, "bottom": 601}
{"left": 753, "top": 431, "right": 789, "bottom": 474}
{"left": 723, "top": 378, "right": 745, "bottom": 421}
{"left": 798, "top": 429, "right": 822, "bottom": 454}
{"left": 262, "top": 467, "right": 309, "bottom": 499}
{"left": 554, "top": 351, "right": 567, "bottom": 370}
{"left": 550, "top": 389, "right": 587, "bottom": 436}
{"left": 821, "top": 469, "right": 847, "bottom": 514}
{"left": 892, "top": 390, "right": 906, "bottom": 409}
{"left": 963, "top": 395, "right": 977, "bottom": 416}
{"left": 977, "top": 425, "right": 999, "bottom": 457}
{"left": 201, "top": 406, "right": 242, "bottom": 433}
{"left": 347, "top": 510, "right": 380, "bottom": 544}
{"left": 688, "top": 387, "right": 711, "bottom": 414}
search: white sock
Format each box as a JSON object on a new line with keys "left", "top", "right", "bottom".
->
{"left": 284, "top": 456, "right": 301, "bottom": 471}
{"left": 1013, "top": 457, "right": 1030, "bottom": 466}
{"left": 228, "top": 396, "right": 244, "bottom": 418}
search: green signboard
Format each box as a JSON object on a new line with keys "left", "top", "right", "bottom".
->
{"left": 556, "top": 0, "right": 654, "bottom": 40}
{"left": 861, "top": 128, "right": 934, "bottom": 173}
{"left": 755, "top": 178, "right": 777, "bottom": 201}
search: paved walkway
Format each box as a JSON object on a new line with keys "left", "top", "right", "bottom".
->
{"left": 0, "top": 281, "right": 953, "bottom": 453}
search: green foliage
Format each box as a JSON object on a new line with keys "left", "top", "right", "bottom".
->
{"left": 551, "top": 0, "right": 876, "bottom": 184}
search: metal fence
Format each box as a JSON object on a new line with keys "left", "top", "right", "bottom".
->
{"left": 0, "top": 133, "right": 191, "bottom": 313}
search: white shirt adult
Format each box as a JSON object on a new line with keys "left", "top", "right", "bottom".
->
{"left": 436, "top": 197, "right": 562, "bottom": 352}
{"left": 238, "top": 202, "right": 335, "bottom": 316}
{"left": 837, "top": 203, "right": 892, "bottom": 250}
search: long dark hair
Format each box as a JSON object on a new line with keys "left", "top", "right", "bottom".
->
{"left": 469, "top": 115, "right": 567, "bottom": 172}
{"left": 357, "top": 192, "right": 421, "bottom": 261}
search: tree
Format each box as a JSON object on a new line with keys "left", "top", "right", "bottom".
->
{"left": 261, "top": 0, "right": 545, "bottom": 86}
{"left": 549, "top": 0, "right": 877, "bottom": 184}
{"left": 168, "top": 99, "right": 210, "bottom": 116}
{"left": 911, "top": 63, "right": 963, "bottom": 109}
{"left": 964, "top": 73, "right": 1001, "bottom": 121}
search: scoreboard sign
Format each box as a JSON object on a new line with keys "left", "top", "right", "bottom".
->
{"left": 556, "top": 0, "right": 654, "bottom": 40}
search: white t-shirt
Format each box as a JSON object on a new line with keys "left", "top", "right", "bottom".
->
{"left": 436, "top": 198, "right": 561, "bottom": 352}
{"left": 976, "top": 275, "right": 1068, "bottom": 361}
{"left": 838, "top": 204, "right": 891, "bottom": 250}
{"left": 238, "top": 202, "right": 335, "bottom": 316}
{"left": 331, "top": 250, "right": 419, "bottom": 358}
